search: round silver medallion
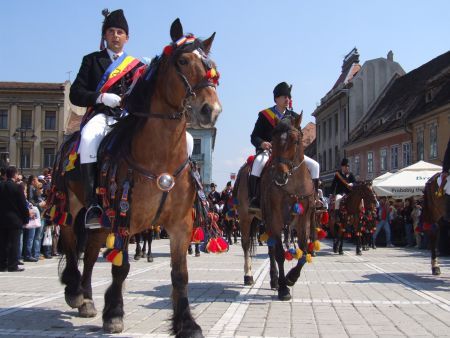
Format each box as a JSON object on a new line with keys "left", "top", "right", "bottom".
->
{"left": 156, "top": 173, "right": 175, "bottom": 191}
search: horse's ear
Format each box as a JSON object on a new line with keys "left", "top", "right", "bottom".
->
{"left": 202, "top": 32, "right": 216, "bottom": 55}
{"left": 294, "top": 112, "right": 302, "bottom": 129}
{"left": 170, "top": 18, "right": 184, "bottom": 42}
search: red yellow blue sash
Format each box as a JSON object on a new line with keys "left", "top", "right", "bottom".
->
{"left": 96, "top": 53, "right": 141, "bottom": 93}
{"left": 261, "top": 108, "right": 277, "bottom": 127}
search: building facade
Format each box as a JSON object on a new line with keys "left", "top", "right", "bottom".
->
{"left": 313, "top": 48, "right": 404, "bottom": 190}
{"left": 188, "top": 125, "right": 216, "bottom": 191}
{"left": 0, "top": 81, "right": 71, "bottom": 175}
{"left": 344, "top": 51, "right": 450, "bottom": 181}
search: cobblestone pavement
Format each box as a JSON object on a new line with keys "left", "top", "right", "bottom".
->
{"left": 0, "top": 238, "right": 449, "bottom": 337}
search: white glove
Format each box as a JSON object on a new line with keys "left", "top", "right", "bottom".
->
{"left": 97, "top": 93, "right": 121, "bottom": 108}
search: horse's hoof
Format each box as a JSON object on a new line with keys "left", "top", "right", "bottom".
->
{"left": 134, "top": 254, "right": 141, "bottom": 261}
{"left": 244, "top": 275, "right": 254, "bottom": 285}
{"left": 356, "top": 250, "right": 362, "bottom": 256}
{"left": 270, "top": 280, "right": 279, "bottom": 290}
{"left": 311, "top": 251, "right": 317, "bottom": 257}
{"left": 78, "top": 299, "right": 97, "bottom": 318}
{"left": 278, "top": 287, "right": 291, "bottom": 301}
{"left": 333, "top": 244, "right": 338, "bottom": 253}
{"left": 147, "top": 255, "right": 153, "bottom": 263}
{"left": 339, "top": 250, "right": 344, "bottom": 255}
{"left": 432, "top": 267, "right": 441, "bottom": 275}
{"left": 285, "top": 278, "right": 295, "bottom": 287}
{"left": 141, "top": 252, "right": 145, "bottom": 258}
{"left": 103, "top": 317, "right": 124, "bottom": 333}
{"left": 65, "top": 293, "right": 84, "bottom": 309}
{"left": 175, "top": 326, "right": 204, "bottom": 338}
{"left": 195, "top": 252, "right": 200, "bottom": 257}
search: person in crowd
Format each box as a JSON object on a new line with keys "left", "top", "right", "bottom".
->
{"left": 373, "top": 196, "right": 395, "bottom": 248}
{"left": 208, "top": 183, "right": 222, "bottom": 213}
{"left": 0, "top": 167, "right": 30, "bottom": 272}
{"left": 440, "top": 137, "right": 450, "bottom": 223}
{"left": 402, "top": 198, "right": 415, "bottom": 247}
{"left": 411, "top": 200, "right": 423, "bottom": 249}
{"left": 0, "top": 167, "right": 5, "bottom": 182}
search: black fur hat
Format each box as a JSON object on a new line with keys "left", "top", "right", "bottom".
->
{"left": 273, "top": 82, "right": 292, "bottom": 99}
{"left": 102, "top": 9, "right": 129, "bottom": 35}
{"left": 341, "top": 158, "right": 349, "bottom": 166}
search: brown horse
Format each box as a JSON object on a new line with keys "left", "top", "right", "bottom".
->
{"left": 331, "top": 182, "right": 377, "bottom": 255}
{"left": 234, "top": 115, "right": 316, "bottom": 300}
{"left": 53, "top": 19, "right": 220, "bottom": 337}
{"left": 423, "top": 173, "right": 447, "bottom": 275}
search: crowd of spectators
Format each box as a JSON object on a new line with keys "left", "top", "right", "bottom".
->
{"left": 0, "top": 166, "right": 59, "bottom": 272}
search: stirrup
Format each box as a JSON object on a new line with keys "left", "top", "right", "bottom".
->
{"left": 85, "top": 204, "right": 103, "bottom": 229}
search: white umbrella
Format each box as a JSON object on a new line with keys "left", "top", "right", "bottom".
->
{"left": 372, "top": 161, "right": 442, "bottom": 198}
{"left": 373, "top": 171, "right": 393, "bottom": 184}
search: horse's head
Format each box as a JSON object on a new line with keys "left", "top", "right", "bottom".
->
{"left": 271, "top": 114, "right": 303, "bottom": 186}
{"left": 154, "top": 19, "right": 221, "bottom": 127}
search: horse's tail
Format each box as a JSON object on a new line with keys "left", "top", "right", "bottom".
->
{"left": 249, "top": 217, "right": 260, "bottom": 256}
{"left": 232, "top": 163, "right": 246, "bottom": 200}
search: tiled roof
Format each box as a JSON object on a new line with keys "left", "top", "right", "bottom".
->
{"left": 65, "top": 110, "right": 84, "bottom": 135}
{"left": 348, "top": 50, "right": 450, "bottom": 143}
{"left": 331, "top": 63, "right": 361, "bottom": 90}
{"left": 0, "top": 82, "right": 66, "bottom": 91}
{"left": 302, "top": 122, "right": 316, "bottom": 148}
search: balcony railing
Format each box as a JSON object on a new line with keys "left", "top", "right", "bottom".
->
{"left": 191, "top": 153, "right": 205, "bottom": 162}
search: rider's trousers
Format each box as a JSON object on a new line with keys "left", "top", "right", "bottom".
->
{"left": 251, "top": 150, "right": 320, "bottom": 179}
{"left": 78, "top": 113, "right": 194, "bottom": 164}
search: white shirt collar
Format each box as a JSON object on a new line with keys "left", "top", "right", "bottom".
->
{"left": 106, "top": 49, "right": 124, "bottom": 61}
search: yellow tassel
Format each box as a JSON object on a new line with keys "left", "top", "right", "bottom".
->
{"left": 260, "top": 232, "right": 269, "bottom": 242}
{"left": 306, "top": 253, "right": 312, "bottom": 263}
{"left": 295, "top": 248, "right": 303, "bottom": 260}
{"left": 106, "top": 233, "right": 115, "bottom": 249}
{"left": 65, "top": 152, "right": 77, "bottom": 172}
{"left": 436, "top": 189, "right": 443, "bottom": 197}
{"left": 49, "top": 205, "right": 56, "bottom": 219}
{"left": 112, "top": 251, "right": 123, "bottom": 266}
{"left": 314, "top": 240, "right": 321, "bottom": 251}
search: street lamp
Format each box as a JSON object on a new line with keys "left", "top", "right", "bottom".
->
{"left": 13, "top": 127, "right": 37, "bottom": 174}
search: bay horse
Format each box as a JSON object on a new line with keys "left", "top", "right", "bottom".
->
{"left": 133, "top": 229, "right": 154, "bottom": 262}
{"left": 53, "top": 19, "right": 221, "bottom": 337}
{"left": 423, "top": 173, "right": 447, "bottom": 275}
{"left": 234, "top": 115, "right": 316, "bottom": 300}
{"left": 332, "top": 182, "right": 377, "bottom": 255}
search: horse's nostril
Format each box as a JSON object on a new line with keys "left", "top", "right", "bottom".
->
{"left": 200, "top": 103, "right": 213, "bottom": 116}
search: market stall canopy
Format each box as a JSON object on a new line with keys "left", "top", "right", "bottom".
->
{"left": 372, "top": 172, "right": 393, "bottom": 184}
{"left": 372, "top": 161, "right": 442, "bottom": 198}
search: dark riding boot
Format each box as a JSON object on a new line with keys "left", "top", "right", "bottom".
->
{"left": 81, "top": 163, "right": 103, "bottom": 229}
{"left": 248, "top": 175, "right": 260, "bottom": 211}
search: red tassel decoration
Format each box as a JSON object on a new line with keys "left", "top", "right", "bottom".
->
{"left": 163, "top": 45, "right": 173, "bottom": 56}
{"left": 321, "top": 211, "right": 329, "bottom": 225}
{"left": 316, "top": 228, "right": 327, "bottom": 240}
{"left": 307, "top": 242, "right": 315, "bottom": 253}
{"left": 216, "top": 237, "right": 229, "bottom": 253}
{"left": 284, "top": 251, "right": 293, "bottom": 261}
{"left": 191, "top": 227, "right": 205, "bottom": 243}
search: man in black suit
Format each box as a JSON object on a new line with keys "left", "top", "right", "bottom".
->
{"left": 70, "top": 9, "right": 143, "bottom": 228}
{"left": 0, "top": 167, "right": 30, "bottom": 272}
{"left": 330, "top": 158, "right": 356, "bottom": 210}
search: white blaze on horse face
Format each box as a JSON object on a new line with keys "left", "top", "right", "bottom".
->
{"left": 280, "top": 132, "right": 288, "bottom": 146}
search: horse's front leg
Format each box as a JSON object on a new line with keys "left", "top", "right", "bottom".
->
{"left": 134, "top": 233, "right": 142, "bottom": 260}
{"left": 170, "top": 225, "right": 202, "bottom": 338}
{"left": 78, "top": 229, "right": 108, "bottom": 317}
{"left": 268, "top": 245, "right": 279, "bottom": 290}
{"left": 103, "top": 241, "right": 130, "bottom": 333}
{"left": 274, "top": 235, "right": 290, "bottom": 300}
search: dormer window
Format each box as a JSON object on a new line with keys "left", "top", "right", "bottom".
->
{"left": 396, "top": 111, "right": 404, "bottom": 119}
{"left": 426, "top": 89, "right": 434, "bottom": 103}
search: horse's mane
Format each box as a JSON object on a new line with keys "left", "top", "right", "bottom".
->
{"left": 272, "top": 116, "right": 295, "bottom": 136}
{"left": 104, "top": 37, "right": 209, "bottom": 159}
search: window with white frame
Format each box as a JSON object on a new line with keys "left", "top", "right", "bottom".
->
{"left": 21, "top": 110, "right": 32, "bottom": 129}
{"left": 417, "top": 128, "right": 424, "bottom": 161}
{"left": 380, "top": 148, "right": 387, "bottom": 172}
{"left": 391, "top": 145, "right": 399, "bottom": 170}
{"left": 367, "top": 152, "right": 374, "bottom": 173}
{"left": 44, "top": 111, "right": 56, "bottom": 130}
{"left": 429, "top": 124, "right": 437, "bottom": 159}
{"left": 43, "top": 147, "right": 56, "bottom": 168}
{"left": 20, "top": 147, "right": 31, "bottom": 169}
{"left": 402, "top": 142, "right": 411, "bottom": 167}
{"left": 355, "top": 156, "right": 360, "bottom": 176}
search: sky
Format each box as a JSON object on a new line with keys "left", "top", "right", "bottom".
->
{"left": 1, "top": 1, "right": 449, "bottom": 188}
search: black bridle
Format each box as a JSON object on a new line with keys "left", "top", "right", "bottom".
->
{"left": 132, "top": 45, "right": 218, "bottom": 121}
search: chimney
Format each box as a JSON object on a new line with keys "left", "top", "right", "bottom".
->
{"left": 342, "top": 47, "right": 360, "bottom": 73}
{"left": 387, "top": 50, "right": 394, "bottom": 61}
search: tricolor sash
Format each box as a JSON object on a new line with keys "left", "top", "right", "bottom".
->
{"left": 261, "top": 107, "right": 281, "bottom": 127}
{"left": 96, "top": 53, "right": 141, "bottom": 93}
